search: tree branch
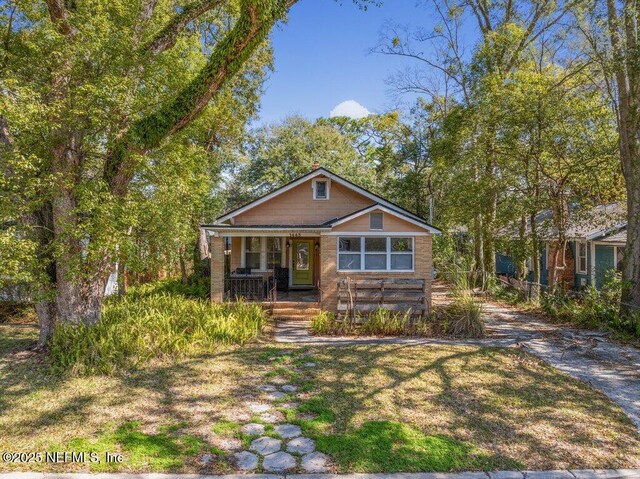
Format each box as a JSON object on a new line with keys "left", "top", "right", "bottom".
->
{"left": 142, "top": 0, "right": 226, "bottom": 56}
{"left": 105, "top": 0, "right": 295, "bottom": 196}
{"left": 44, "top": 0, "right": 76, "bottom": 36}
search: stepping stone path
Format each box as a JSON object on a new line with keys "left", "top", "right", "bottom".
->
{"left": 233, "top": 451, "right": 259, "bottom": 470}
{"left": 247, "top": 402, "right": 271, "bottom": 413}
{"left": 241, "top": 423, "right": 265, "bottom": 435}
{"left": 262, "top": 451, "right": 296, "bottom": 472}
{"left": 267, "top": 391, "right": 286, "bottom": 400}
{"left": 287, "top": 436, "right": 315, "bottom": 454}
{"left": 229, "top": 351, "right": 331, "bottom": 473}
{"left": 250, "top": 436, "right": 282, "bottom": 455}
{"left": 275, "top": 423, "right": 301, "bottom": 438}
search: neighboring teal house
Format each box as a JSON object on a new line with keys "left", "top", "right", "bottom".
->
{"left": 496, "top": 204, "right": 627, "bottom": 290}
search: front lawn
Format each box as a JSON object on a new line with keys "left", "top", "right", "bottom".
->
{"left": 1, "top": 323, "right": 639, "bottom": 473}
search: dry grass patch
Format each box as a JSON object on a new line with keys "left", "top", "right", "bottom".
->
{"left": 1, "top": 325, "right": 639, "bottom": 473}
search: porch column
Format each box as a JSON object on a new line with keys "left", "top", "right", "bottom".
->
{"left": 210, "top": 234, "right": 225, "bottom": 303}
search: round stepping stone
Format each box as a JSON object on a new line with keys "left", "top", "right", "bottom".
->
{"left": 267, "top": 391, "right": 286, "bottom": 400}
{"left": 262, "top": 451, "right": 296, "bottom": 472}
{"left": 233, "top": 451, "right": 259, "bottom": 470}
{"left": 301, "top": 451, "right": 329, "bottom": 472}
{"left": 257, "top": 384, "right": 277, "bottom": 392}
{"left": 287, "top": 436, "right": 315, "bottom": 454}
{"left": 247, "top": 402, "right": 271, "bottom": 413}
{"left": 259, "top": 411, "right": 282, "bottom": 423}
{"left": 250, "top": 436, "right": 282, "bottom": 455}
{"left": 281, "top": 384, "right": 297, "bottom": 393}
{"left": 241, "top": 423, "right": 265, "bottom": 435}
{"left": 275, "top": 423, "right": 302, "bottom": 438}
{"left": 303, "top": 362, "right": 316, "bottom": 368}
{"left": 199, "top": 453, "right": 214, "bottom": 465}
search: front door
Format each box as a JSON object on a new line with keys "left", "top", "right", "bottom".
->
{"left": 292, "top": 239, "right": 314, "bottom": 286}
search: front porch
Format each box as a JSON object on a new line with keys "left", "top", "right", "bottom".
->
{"left": 208, "top": 228, "right": 326, "bottom": 304}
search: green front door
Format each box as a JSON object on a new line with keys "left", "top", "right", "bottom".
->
{"left": 292, "top": 239, "right": 314, "bottom": 286}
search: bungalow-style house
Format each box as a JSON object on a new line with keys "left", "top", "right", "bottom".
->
{"left": 496, "top": 203, "right": 628, "bottom": 290}
{"left": 202, "top": 165, "right": 440, "bottom": 314}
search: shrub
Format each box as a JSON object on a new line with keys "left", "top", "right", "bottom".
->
{"left": 0, "top": 301, "right": 37, "bottom": 323}
{"left": 437, "top": 263, "right": 485, "bottom": 338}
{"left": 50, "top": 294, "right": 265, "bottom": 375}
{"left": 437, "top": 297, "right": 485, "bottom": 338}
{"left": 127, "top": 277, "right": 209, "bottom": 300}
{"left": 311, "top": 309, "right": 431, "bottom": 337}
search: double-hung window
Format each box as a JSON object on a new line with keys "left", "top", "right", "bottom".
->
{"left": 338, "top": 236, "right": 414, "bottom": 272}
{"left": 244, "top": 237, "right": 262, "bottom": 270}
{"left": 243, "top": 237, "right": 283, "bottom": 271}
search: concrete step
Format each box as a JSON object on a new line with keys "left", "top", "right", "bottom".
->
{"left": 271, "top": 307, "right": 321, "bottom": 316}
{"left": 272, "top": 313, "right": 319, "bottom": 321}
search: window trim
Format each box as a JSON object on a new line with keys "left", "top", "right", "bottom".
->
{"left": 337, "top": 236, "right": 414, "bottom": 273}
{"left": 312, "top": 178, "right": 330, "bottom": 200}
{"left": 576, "top": 240, "right": 587, "bottom": 274}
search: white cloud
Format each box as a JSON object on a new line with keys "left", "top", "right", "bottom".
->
{"left": 329, "top": 100, "right": 371, "bottom": 119}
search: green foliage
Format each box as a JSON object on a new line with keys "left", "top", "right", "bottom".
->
{"left": 126, "top": 277, "right": 210, "bottom": 300}
{"left": 224, "top": 115, "right": 382, "bottom": 209}
{"left": 310, "top": 309, "right": 431, "bottom": 336}
{"left": 314, "top": 421, "right": 508, "bottom": 472}
{"left": 65, "top": 420, "right": 214, "bottom": 472}
{"left": 539, "top": 271, "right": 640, "bottom": 336}
{"left": 0, "top": 301, "right": 36, "bottom": 324}
{"left": 49, "top": 293, "right": 265, "bottom": 375}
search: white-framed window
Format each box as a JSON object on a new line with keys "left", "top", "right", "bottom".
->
{"left": 576, "top": 241, "right": 587, "bottom": 274}
{"left": 242, "top": 237, "right": 284, "bottom": 271}
{"left": 337, "top": 236, "right": 414, "bottom": 272}
{"left": 312, "top": 178, "right": 330, "bottom": 200}
{"left": 244, "top": 237, "right": 262, "bottom": 270}
{"left": 369, "top": 212, "right": 383, "bottom": 230}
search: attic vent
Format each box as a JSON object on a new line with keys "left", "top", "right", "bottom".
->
{"left": 370, "top": 212, "right": 383, "bottom": 230}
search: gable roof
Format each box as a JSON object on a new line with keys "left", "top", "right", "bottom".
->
{"left": 501, "top": 203, "right": 627, "bottom": 240}
{"left": 325, "top": 203, "right": 441, "bottom": 233}
{"left": 215, "top": 167, "right": 435, "bottom": 228}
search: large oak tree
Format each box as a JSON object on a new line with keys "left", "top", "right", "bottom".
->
{"left": 0, "top": 0, "right": 298, "bottom": 346}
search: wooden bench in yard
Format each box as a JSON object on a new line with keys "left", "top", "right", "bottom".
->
{"left": 337, "top": 278, "right": 428, "bottom": 318}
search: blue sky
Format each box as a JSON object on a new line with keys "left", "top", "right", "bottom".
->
{"left": 258, "top": 1, "right": 430, "bottom": 124}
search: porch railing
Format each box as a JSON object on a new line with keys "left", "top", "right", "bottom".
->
{"left": 224, "top": 275, "right": 266, "bottom": 301}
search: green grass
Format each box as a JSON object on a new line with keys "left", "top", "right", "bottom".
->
{"left": 64, "top": 421, "right": 214, "bottom": 472}
{"left": 316, "top": 420, "right": 512, "bottom": 472}
{"left": 49, "top": 293, "right": 265, "bottom": 375}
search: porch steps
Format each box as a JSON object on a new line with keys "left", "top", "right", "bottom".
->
{"left": 268, "top": 302, "right": 320, "bottom": 321}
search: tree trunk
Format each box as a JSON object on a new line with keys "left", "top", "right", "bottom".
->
{"left": 530, "top": 212, "right": 541, "bottom": 300}
{"left": 622, "top": 184, "right": 640, "bottom": 311}
{"left": 605, "top": 0, "right": 640, "bottom": 313}
{"left": 474, "top": 214, "right": 484, "bottom": 283}
{"left": 117, "top": 260, "right": 127, "bottom": 298}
